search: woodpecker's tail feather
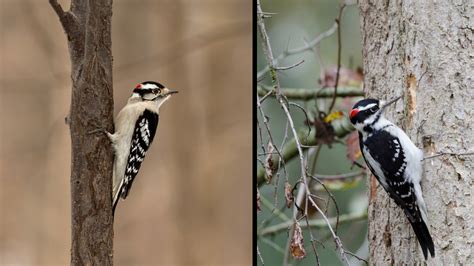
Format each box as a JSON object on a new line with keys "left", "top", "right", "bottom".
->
{"left": 112, "top": 195, "right": 119, "bottom": 216}
{"left": 408, "top": 219, "right": 435, "bottom": 259}
{"left": 112, "top": 179, "right": 124, "bottom": 216}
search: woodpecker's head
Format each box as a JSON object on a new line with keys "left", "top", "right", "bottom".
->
{"left": 349, "top": 97, "right": 400, "bottom": 131}
{"left": 130, "top": 81, "right": 178, "bottom": 106}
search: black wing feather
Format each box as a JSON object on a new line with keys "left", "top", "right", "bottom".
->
{"left": 120, "top": 109, "right": 159, "bottom": 199}
{"left": 361, "top": 131, "right": 411, "bottom": 207}
{"left": 359, "top": 130, "right": 434, "bottom": 259}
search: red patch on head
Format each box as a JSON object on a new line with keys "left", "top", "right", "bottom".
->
{"left": 349, "top": 109, "right": 359, "bottom": 119}
{"left": 135, "top": 83, "right": 142, "bottom": 89}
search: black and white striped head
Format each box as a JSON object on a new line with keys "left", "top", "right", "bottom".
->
{"left": 130, "top": 81, "right": 178, "bottom": 104}
{"left": 349, "top": 99, "right": 380, "bottom": 126}
{"left": 349, "top": 97, "right": 400, "bottom": 131}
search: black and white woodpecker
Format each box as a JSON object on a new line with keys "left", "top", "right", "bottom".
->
{"left": 107, "top": 81, "right": 178, "bottom": 215}
{"left": 349, "top": 97, "right": 435, "bottom": 259}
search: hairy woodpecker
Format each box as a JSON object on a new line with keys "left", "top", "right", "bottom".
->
{"left": 349, "top": 97, "right": 435, "bottom": 259}
{"left": 107, "top": 81, "right": 178, "bottom": 215}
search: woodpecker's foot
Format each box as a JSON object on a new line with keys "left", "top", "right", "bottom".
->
{"left": 88, "top": 128, "right": 107, "bottom": 135}
{"left": 88, "top": 128, "right": 114, "bottom": 144}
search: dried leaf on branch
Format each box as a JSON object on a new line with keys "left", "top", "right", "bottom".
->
{"left": 290, "top": 222, "right": 306, "bottom": 260}
{"left": 264, "top": 141, "right": 274, "bottom": 183}
{"left": 284, "top": 182, "right": 294, "bottom": 208}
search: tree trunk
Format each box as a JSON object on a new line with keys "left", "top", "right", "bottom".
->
{"left": 49, "top": 0, "right": 114, "bottom": 265}
{"left": 358, "top": 0, "right": 472, "bottom": 264}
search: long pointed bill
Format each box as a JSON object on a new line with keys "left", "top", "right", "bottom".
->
{"left": 380, "top": 96, "right": 401, "bottom": 112}
{"left": 163, "top": 88, "right": 178, "bottom": 96}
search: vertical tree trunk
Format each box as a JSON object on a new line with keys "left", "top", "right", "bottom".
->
{"left": 49, "top": 0, "right": 114, "bottom": 265}
{"left": 358, "top": 0, "right": 472, "bottom": 264}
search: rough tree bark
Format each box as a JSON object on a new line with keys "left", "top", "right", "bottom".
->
{"left": 49, "top": 0, "right": 114, "bottom": 265}
{"left": 359, "top": 0, "right": 472, "bottom": 264}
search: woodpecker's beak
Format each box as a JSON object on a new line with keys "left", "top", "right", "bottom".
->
{"left": 380, "top": 96, "right": 401, "bottom": 111}
{"left": 163, "top": 88, "right": 179, "bottom": 96}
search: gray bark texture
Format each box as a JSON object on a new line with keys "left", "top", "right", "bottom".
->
{"left": 49, "top": 0, "right": 114, "bottom": 265}
{"left": 358, "top": 0, "right": 472, "bottom": 264}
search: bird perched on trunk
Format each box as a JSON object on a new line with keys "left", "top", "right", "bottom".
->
{"left": 105, "top": 81, "right": 178, "bottom": 215}
{"left": 349, "top": 97, "right": 434, "bottom": 259}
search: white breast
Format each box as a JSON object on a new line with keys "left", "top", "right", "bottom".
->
{"left": 110, "top": 100, "right": 160, "bottom": 194}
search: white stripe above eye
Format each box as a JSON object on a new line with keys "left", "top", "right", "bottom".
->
{"left": 358, "top": 103, "right": 378, "bottom": 111}
{"left": 140, "top": 84, "right": 159, "bottom": 89}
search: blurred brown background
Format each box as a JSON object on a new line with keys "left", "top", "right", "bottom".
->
{"left": 0, "top": 0, "right": 251, "bottom": 265}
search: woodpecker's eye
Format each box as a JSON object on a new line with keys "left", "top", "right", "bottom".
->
{"left": 153, "top": 89, "right": 159, "bottom": 94}
{"left": 369, "top": 107, "right": 378, "bottom": 113}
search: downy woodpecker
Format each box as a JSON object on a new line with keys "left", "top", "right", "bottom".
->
{"left": 349, "top": 97, "right": 435, "bottom": 259}
{"left": 107, "top": 81, "right": 177, "bottom": 215}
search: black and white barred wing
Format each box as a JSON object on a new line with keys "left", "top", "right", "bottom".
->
{"left": 361, "top": 130, "right": 434, "bottom": 258}
{"left": 362, "top": 130, "right": 420, "bottom": 214}
{"left": 120, "top": 109, "right": 159, "bottom": 199}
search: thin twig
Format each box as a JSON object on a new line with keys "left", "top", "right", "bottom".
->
{"left": 273, "top": 120, "right": 290, "bottom": 208}
{"left": 256, "top": 0, "right": 281, "bottom": 96}
{"left": 257, "top": 93, "right": 288, "bottom": 182}
{"left": 422, "top": 151, "right": 474, "bottom": 161}
{"left": 257, "top": 120, "right": 356, "bottom": 186}
{"left": 327, "top": 3, "right": 346, "bottom": 113}
{"left": 259, "top": 89, "right": 274, "bottom": 104}
{"left": 257, "top": 20, "right": 339, "bottom": 79}
{"left": 308, "top": 176, "right": 341, "bottom": 232}
{"left": 344, "top": 250, "right": 368, "bottom": 265}
{"left": 274, "top": 59, "right": 305, "bottom": 71}
{"left": 288, "top": 102, "right": 312, "bottom": 139}
{"left": 303, "top": 215, "right": 322, "bottom": 266}
{"left": 257, "top": 245, "right": 265, "bottom": 264}
{"left": 257, "top": 85, "right": 364, "bottom": 100}
{"left": 312, "top": 171, "right": 365, "bottom": 180}
{"left": 259, "top": 211, "right": 367, "bottom": 236}
{"left": 307, "top": 196, "right": 351, "bottom": 265}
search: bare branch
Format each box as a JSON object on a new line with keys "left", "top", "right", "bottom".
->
{"left": 49, "top": 0, "right": 65, "bottom": 18}
{"left": 312, "top": 171, "right": 365, "bottom": 180}
{"left": 274, "top": 59, "right": 305, "bottom": 71}
{"left": 422, "top": 151, "right": 474, "bottom": 161}
{"left": 257, "top": 245, "right": 265, "bottom": 264}
{"left": 257, "top": 85, "right": 364, "bottom": 100}
{"left": 306, "top": 196, "right": 351, "bottom": 264}
{"left": 257, "top": 22, "right": 339, "bottom": 79}
{"left": 257, "top": 120, "right": 356, "bottom": 186}
{"left": 344, "top": 250, "right": 369, "bottom": 265}
{"left": 49, "top": 0, "right": 78, "bottom": 35}
{"left": 259, "top": 211, "right": 367, "bottom": 236}
{"left": 256, "top": 0, "right": 281, "bottom": 96}
{"left": 257, "top": 93, "right": 289, "bottom": 183}
{"left": 328, "top": 3, "right": 347, "bottom": 113}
